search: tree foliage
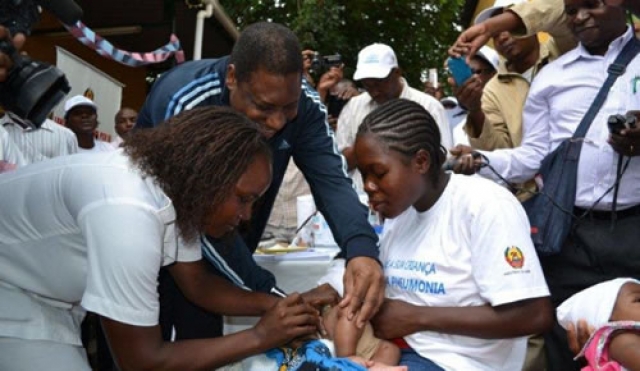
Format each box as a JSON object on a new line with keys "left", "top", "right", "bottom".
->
{"left": 223, "top": 0, "right": 465, "bottom": 88}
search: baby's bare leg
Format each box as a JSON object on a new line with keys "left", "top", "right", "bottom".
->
{"left": 371, "top": 339, "right": 401, "bottom": 366}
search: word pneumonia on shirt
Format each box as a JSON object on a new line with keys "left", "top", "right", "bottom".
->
{"left": 386, "top": 276, "right": 446, "bottom": 295}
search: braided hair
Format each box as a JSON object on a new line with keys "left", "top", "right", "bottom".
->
{"left": 123, "top": 106, "right": 272, "bottom": 242}
{"left": 357, "top": 98, "right": 446, "bottom": 183}
{"left": 230, "top": 22, "right": 303, "bottom": 83}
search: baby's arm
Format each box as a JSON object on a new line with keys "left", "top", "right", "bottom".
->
{"left": 610, "top": 332, "right": 640, "bottom": 371}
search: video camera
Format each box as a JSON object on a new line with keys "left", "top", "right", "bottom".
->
{"left": 0, "top": 41, "right": 70, "bottom": 128}
{"left": 310, "top": 53, "right": 342, "bottom": 73}
{"left": 0, "top": 0, "right": 82, "bottom": 129}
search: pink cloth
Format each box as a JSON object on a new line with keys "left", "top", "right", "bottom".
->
{"left": 0, "top": 160, "right": 17, "bottom": 173}
{"left": 579, "top": 321, "right": 640, "bottom": 371}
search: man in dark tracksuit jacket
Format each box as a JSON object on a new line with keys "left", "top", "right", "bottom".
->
{"left": 138, "top": 22, "right": 383, "bottom": 340}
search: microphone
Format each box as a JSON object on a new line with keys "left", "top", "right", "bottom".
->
{"left": 37, "top": 0, "right": 83, "bottom": 25}
{"left": 443, "top": 151, "right": 481, "bottom": 171}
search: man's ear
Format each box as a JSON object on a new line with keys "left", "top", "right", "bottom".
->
{"left": 226, "top": 64, "right": 237, "bottom": 91}
{"left": 414, "top": 149, "right": 431, "bottom": 175}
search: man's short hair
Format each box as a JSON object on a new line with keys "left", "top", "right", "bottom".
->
{"left": 229, "top": 22, "right": 303, "bottom": 83}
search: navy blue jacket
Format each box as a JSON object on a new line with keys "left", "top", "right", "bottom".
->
{"left": 138, "top": 57, "right": 379, "bottom": 293}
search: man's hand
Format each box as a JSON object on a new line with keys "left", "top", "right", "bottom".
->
{"left": 0, "top": 26, "right": 15, "bottom": 83}
{"left": 339, "top": 256, "right": 385, "bottom": 328}
{"left": 609, "top": 111, "right": 640, "bottom": 157}
{"left": 302, "top": 49, "right": 316, "bottom": 87}
{"left": 448, "top": 145, "right": 481, "bottom": 175}
{"left": 455, "top": 75, "right": 484, "bottom": 113}
{"left": 370, "top": 299, "right": 421, "bottom": 339}
{"left": 252, "top": 293, "right": 321, "bottom": 350}
{"left": 449, "top": 10, "right": 523, "bottom": 64}
{"left": 567, "top": 320, "right": 595, "bottom": 355}
{"left": 317, "top": 66, "right": 343, "bottom": 102}
{"left": 449, "top": 23, "right": 492, "bottom": 62}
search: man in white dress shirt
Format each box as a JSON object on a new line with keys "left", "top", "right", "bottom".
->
{"left": 458, "top": 2, "right": 640, "bottom": 370}
{"left": 335, "top": 43, "right": 451, "bottom": 192}
{"left": 2, "top": 114, "right": 78, "bottom": 164}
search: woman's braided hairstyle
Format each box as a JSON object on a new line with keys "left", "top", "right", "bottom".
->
{"left": 357, "top": 98, "right": 446, "bottom": 183}
{"left": 123, "top": 106, "right": 272, "bottom": 242}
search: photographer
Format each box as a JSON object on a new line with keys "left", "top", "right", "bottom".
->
{"left": 0, "top": 26, "right": 15, "bottom": 83}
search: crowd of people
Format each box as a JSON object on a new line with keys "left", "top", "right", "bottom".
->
{"left": 0, "top": 0, "right": 639, "bottom": 370}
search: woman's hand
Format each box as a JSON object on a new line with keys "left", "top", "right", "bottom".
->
{"left": 567, "top": 320, "right": 594, "bottom": 355}
{"left": 252, "top": 293, "right": 321, "bottom": 350}
{"left": 370, "top": 299, "right": 421, "bottom": 339}
{"left": 301, "top": 283, "right": 340, "bottom": 308}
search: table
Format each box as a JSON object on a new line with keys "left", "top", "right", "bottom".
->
{"left": 223, "top": 247, "right": 339, "bottom": 334}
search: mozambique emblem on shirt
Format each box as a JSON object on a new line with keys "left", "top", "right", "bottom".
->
{"left": 504, "top": 246, "right": 524, "bottom": 269}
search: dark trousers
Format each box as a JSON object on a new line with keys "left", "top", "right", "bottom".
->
{"left": 540, "top": 208, "right": 640, "bottom": 371}
{"left": 158, "top": 268, "right": 224, "bottom": 341}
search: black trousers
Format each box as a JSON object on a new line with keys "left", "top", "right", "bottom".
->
{"left": 158, "top": 267, "right": 224, "bottom": 341}
{"left": 540, "top": 208, "right": 640, "bottom": 371}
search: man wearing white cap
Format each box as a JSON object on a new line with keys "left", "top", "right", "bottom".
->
{"left": 64, "top": 95, "right": 114, "bottom": 153}
{"left": 336, "top": 43, "right": 451, "bottom": 192}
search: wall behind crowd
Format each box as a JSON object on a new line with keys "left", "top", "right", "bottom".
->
{"left": 22, "top": 1, "right": 237, "bottom": 117}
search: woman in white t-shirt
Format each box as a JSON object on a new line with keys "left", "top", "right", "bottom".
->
{"left": 0, "top": 107, "right": 321, "bottom": 371}
{"left": 354, "top": 99, "right": 553, "bottom": 371}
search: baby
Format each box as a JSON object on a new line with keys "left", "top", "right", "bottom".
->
{"left": 557, "top": 278, "right": 640, "bottom": 371}
{"left": 318, "top": 259, "right": 405, "bottom": 370}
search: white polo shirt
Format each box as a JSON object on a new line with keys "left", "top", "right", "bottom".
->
{"left": 380, "top": 174, "right": 549, "bottom": 371}
{"left": 0, "top": 150, "right": 201, "bottom": 346}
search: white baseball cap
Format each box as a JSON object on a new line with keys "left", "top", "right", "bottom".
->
{"left": 440, "top": 96, "right": 459, "bottom": 107}
{"left": 476, "top": 46, "right": 500, "bottom": 72}
{"left": 64, "top": 95, "right": 97, "bottom": 115}
{"left": 474, "top": 0, "right": 525, "bottom": 25}
{"left": 353, "top": 43, "right": 399, "bottom": 81}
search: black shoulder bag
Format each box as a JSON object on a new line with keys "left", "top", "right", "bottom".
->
{"left": 525, "top": 36, "right": 640, "bottom": 256}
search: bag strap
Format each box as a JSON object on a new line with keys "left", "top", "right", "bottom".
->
{"left": 573, "top": 36, "right": 640, "bottom": 139}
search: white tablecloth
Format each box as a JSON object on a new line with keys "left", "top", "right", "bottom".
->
{"left": 223, "top": 247, "right": 340, "bottom": 334}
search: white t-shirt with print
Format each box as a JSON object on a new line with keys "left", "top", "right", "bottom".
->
{"left": 380, "top": 174, "right": 549, "bottom": 371}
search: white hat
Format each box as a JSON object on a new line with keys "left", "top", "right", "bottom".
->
{"left": 557, "top": 278, "right": 640, "bottom": 330}
{"left": 440, "top": 96, "right": 459, "bottom": 106}
{"left": 64, "top": 95, "right": 97, "bottom": 115}
{"left": 353, "top": 43, "right": 399, "bottom": 81}
{"left": 474, "top": 0, "right": 525, "bottom": 25}
{"left": 476, "top": 46, "right": 500, "bottom": 72}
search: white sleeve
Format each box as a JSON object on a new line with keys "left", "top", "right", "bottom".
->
{"left": 335, "top": 100, "right": 357, "bottom": 152}
{"left": 317, "top": 258, "right": 347, "bottom": 296}
{"left": 478, "top": 80, "right": 551, "bottom": 183}
{"left": 470, "top": 193, "right": 550, "bottom": 306}
{"left": 430, "top": 102, "right": 453, "bottom": 150}
{"left": 79, "top": 202, "right": 165, "bottom": 326}
{"left": 0, "top": 126, "right": 26, "bottom": 167}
